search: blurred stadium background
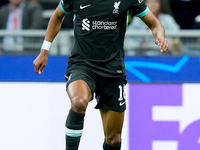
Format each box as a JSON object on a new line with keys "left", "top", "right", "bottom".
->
{"left": 0, "top": 0, "right": 200, "bottom": 150}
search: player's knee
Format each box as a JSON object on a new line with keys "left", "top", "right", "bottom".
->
{"left": 71, "top": 95, "right": 89, "bottom": 113}
{"left": 106, "top": 133, "right": 121, "bottom": 147}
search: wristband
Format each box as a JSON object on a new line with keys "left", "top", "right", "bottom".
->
{"left": 41, "top": 40, "right": 52, "bottom": 51}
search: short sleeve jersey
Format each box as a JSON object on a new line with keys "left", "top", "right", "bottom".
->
{"left": 60, "top": 0, "right": 149, "bottom": 78}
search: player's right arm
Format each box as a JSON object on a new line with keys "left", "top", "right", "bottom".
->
{"left": 141, "top": 10, "right": 169, "bottom": 54}
{"left": 33, "top": 5, "right": 66, "bottom": 74}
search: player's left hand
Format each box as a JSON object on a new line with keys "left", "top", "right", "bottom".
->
{"left": 155, "top": 37, "right": 169, "bottom": 54}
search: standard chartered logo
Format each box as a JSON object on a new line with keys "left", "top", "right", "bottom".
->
{"left": 92, "top": 20, "right": 117, "bottom": 30}
{"left": 82, "top": 18, "right": 117, "bottom": 31}
{"left": 82, "top": 18, "right": 90, "bottom": 31}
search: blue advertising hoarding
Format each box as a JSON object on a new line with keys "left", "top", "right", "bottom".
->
{"left": 125, "top": 56, "right": 200, "bottom": 83}
{"left": 0, "top": 56, "right": 199, "bottom": 82}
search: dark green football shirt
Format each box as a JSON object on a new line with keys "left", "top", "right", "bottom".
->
{"left": 60, "top": 0, "right": 149, "bottom": 78}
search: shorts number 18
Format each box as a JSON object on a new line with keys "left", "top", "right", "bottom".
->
{"left": 118, "top": 85, "right": 126, "bottom": 101}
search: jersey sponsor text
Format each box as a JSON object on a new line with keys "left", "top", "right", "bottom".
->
{"left": 92, "top": 21, "right": 117, "bottom": 30}
{"left": 82, "top": 19, "right": 118, "bottom": 31}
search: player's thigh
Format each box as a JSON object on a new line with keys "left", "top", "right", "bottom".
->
{"left": 66, "top": 70, "right": 95, "bottom": 103}
{"left": 67, "top": 79, "right": 92, "bottom": 103}
{"left": 67, "top": 80, "right": 92, "bottom": 113}
{"left": 100, "top": 109, "right": 125, "bottom": 136}
{"left": 66, "top": 70, "right": 95, "bottom": 112}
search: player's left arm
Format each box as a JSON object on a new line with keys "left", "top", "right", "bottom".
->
{"left": 141, "top": 10, "right": 169, "bottom": 54}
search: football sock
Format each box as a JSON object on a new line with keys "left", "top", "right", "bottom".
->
{"left": 103, "top": 140, "right": 121, "bottom": 150}
{"left": 65, "top": 109, "right": 85, "bottom": 150}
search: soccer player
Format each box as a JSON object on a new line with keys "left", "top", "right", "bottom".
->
{"left": 33, "top": 0, "right": 169, "bottom": 149}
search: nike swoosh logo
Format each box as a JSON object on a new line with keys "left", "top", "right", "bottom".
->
{"left": 80, "top": 4, "right": 91, "bottom": 9}
{"left": 119, "top": 101, "right": 126, "bottom": 106}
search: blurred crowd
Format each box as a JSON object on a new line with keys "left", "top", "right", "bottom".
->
{"left": 0, "top": 0, "right": 200, "bottom": 55}
{"left": 0, "top": 0, "right": 73, "bottom": 54}
{"left": 125, "top": 0, "right": 200, "bottom": 56}
{"left": 0, "top": 0, "right": 73, "bottom": 30}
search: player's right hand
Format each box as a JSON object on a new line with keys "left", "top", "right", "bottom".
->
{"left": 33, "top": 49, "right": 48, "bottom": 74}
{"left": 155, "top": 36, "right": 169, "bottom": 54}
